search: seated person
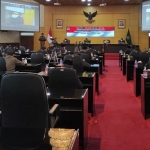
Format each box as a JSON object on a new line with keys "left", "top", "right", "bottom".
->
{"left": 125, "top": 45, "right": 131, "bottom": 54}
{"left": 63, "top": 38, "right": 70, "bottom": 44}
{"left": 36, "top": 46, "right": 48, "bottom": 55}
{"left": 4, "top": 47, "right": 25, "bottom": 73}
{"left": 84, "top": 38, "right": 91, "bottom": 44}
{"left": 18, "top": 46, "right": 26, "bottom": 54}
{"left": 60, "top": 44, "right": 67, "bottom": 54}
{"left": 80, "top": 46, "right": 92, "bottom": 60}
{"left": 103, "top": 39, "right": 110, "bottom": 44}
{"left": 118, "top": 38, "right": 125, "bottom": 44}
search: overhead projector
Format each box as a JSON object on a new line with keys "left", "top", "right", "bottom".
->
{"left": 99, "top": 3, "right": 106, "bottom": 6}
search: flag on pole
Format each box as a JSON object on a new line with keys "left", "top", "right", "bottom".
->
{"left": 126, "top": 29, "right": 132, "bottom": 45}
{"left": 47, "top": 28, "right": 52, "bottom": 43}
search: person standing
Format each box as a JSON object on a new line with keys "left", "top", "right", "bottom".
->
{"left": 39, "top": 33, "right": 47, "bottom": 48}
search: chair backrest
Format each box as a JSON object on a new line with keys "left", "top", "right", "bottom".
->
{"left": 0, "top": 57, "right": 6, "bottom": 71}
{"left": 130, "top": 50, "right": 140, "bottom": 61}
{"left": 0, "top": 73, "right": 49, "bottom": 149}
{"left": 63, "top": 59, "right": 73, "bottom": 66}
{"left": 31, "top": 53, "right": 45, "bottom": 71}
{"left": 140, "top": 52, "right": 150, "bottom": 65}
{"left": 64, "top": 55, "right": 83, "bottom": 75}
{"left": 19, "top": 46, "right": 25, "bottom": 54}
{"left": 36, "top": 49, "right": 48, "bottom": 55}
{"left": 125, "top": 48, "right": 131, "bottom": 54}
{"left": 48, "top": 67, "right": 80, "bottom": 89}
{"left": 80, "top": 53, "right": 91, "bottom": 63}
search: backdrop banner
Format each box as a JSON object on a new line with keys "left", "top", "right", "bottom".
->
{"left": 66, "top": 26, "right": 115, "bottom": 37}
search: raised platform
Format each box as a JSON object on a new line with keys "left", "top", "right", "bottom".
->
{"left": 105, "top": 53, "right": 119, "bottom": 60}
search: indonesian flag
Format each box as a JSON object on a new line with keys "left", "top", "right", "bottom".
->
{"left": 47, "top": 28, "right": 52, "bottom": 43}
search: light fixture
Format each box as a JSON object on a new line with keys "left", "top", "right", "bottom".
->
{"left": 46, "top": 0, "right": 51, "bottom": 1}
{"left": 81, "top": 0, "right": 86, "bottom": 1}
{"left": 87, "top": 0, "right": 92, "bottom": 1}
{"left": 87, "top": 3, "right": 91, "bottom": 5}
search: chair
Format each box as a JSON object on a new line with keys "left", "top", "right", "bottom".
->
{"left": 48, "top": 67, "right": 83, "bottom": 89}
{"left": 63, "top": 59, "right": 73, "bottom": 66}
{"left": 36, "top": 49, "right": 48, "bottom": 55}
{"left": 31, "top": 53, "right": 45, "bottom": 71}
{"left": 129, "top": 50, "right": 139, "bottom": 61}
{"left": 64, "top": 55, "right": 83, "bottom": 75}
{"left": 0, "top": 73, "right": 60, "bottom": 150}
{"left": 0, "top": 57, "right": 6, "bottom": 72}
{"left": 80, "top": 53, "right": 91, "bottom": 63}
{"left": 19, "top": 46, "right": 26, "bottom": 54}
{"left": 140, "top": 52, "right": 150, "bottom": 65}
{"left": 125, "top": 48, "right": 131, "bottom": 55}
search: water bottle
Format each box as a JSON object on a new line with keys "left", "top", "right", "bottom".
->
{"left": 22, "top": 58, "right": 25, "bottom": 63}
{"left": 60, "top": 59, "right": 63, "bottom": 65}
{"left": 134, "top": 60, "right": 138, "bottom": 68}
{"left": 128, "top": 55, "right": 130, "bottom": 60}
{"left": 143, "top": 66, "right": 147, "bottom": 77}
{"left": 45, "top": 64, "right": 48, "bottom": 74}
{"left": 24, "top": 58, "right": 27, "bottom": 64}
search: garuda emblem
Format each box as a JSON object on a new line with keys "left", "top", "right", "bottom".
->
{"left": 83, "top": 11, "right": 97, "bottom": 23}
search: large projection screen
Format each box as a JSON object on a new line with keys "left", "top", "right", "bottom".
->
{"left": 66, "top": 26, "right": 115, "bottom": 37}
{"left": 0, "top": 0, "right": 40, "bottom": 32}
{"left": 142, "top": 0, "right": 150, "bottom": 31}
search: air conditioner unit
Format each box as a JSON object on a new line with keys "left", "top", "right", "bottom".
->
{"left": 54, "top": 2, "right": 61, "bottom": 5}
{"left": 99, "top": 3, "right": 106, "bottom": 6}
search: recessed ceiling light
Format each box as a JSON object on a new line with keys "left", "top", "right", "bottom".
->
{"left": 124, "top": 0, "right": 129, "bottom": 1}
{"left": 87, "top": 3, "right": 91, "bottom": 5}
{"left": 46, "top": 0, "right": 51, "bottom": 1}
{"left": 82, "top": 0, "right": 86, "bottom": 1}
{"left": 87, "top": 0, "right": 92, "bottom": 1}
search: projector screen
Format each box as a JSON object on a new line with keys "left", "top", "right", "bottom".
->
{"left": 0, "top": 0, "right": 40, "bottom": 32}
{"left": 142, "top": 1, "right": 150, "bottom": 31}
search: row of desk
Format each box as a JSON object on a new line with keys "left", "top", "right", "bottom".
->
{"left": 0, "top": 52, "right": 104, "bottom": 150}
{"left": 119, "top": 54, "right": 150, "bottom": 119}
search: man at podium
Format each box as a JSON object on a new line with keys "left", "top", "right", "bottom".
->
{"left": 118, "top": 38, "right": 125, "bottom": 44}
{"left": 63, "top": 38, "right": 70, "bottom": 44}
{"left": 84, "top": 38, "right": 91, "bottom": 44}
{"left": 39, "top": 33, "right": 47, "bottom": 48}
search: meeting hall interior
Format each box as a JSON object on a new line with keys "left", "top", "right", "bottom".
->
{"left": 1, "top": 0, "right": 150, "bottom": 150}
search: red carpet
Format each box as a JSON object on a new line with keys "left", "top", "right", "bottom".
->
{"left": 105, "top": 53, "right": 119, "bottom": 60}
{"left": 88, "top": 60, "right": 150, "bottom": 150}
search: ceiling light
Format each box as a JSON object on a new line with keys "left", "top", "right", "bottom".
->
{"left": 124, "top": 0, "right": 129, "bottom": 1}
{"left": 87, "top": 3, "right": 91, "bottom": 5}
{"left": 82, "top": 0, "right": 86, "bottom": 1}
{"left": 46, "top": 0, "right": 51, "bottom": 1}
{"left": 87, "top": 0, "right": 92, "bottom": 1}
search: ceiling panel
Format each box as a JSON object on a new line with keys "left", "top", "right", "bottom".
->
{"left": 34, "top": 0, "right": 142, "bottom": 6}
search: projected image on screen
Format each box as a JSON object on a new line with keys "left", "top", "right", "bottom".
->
{"left": 66, "top": 26, "right": 115, "bottom": 37}
{"left": 1, "top": 0, "right": 39, "bottom": 32}
{"left": 142, "top": 1, "right": 150, "bottom": 31}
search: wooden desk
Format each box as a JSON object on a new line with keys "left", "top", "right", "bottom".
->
{"left": 38, "top": 71, "right": 95, "bottom": 116}
{"left": 126, "top": 59, "right": 134, "bottom": 82}
{"left": 48, "top": 89, "right": 88, "bottom": 150}
{"left": 84, "top": 64, "right": 100, "bottom": 95}
{"left": 122, "top": 56, "right": 127, "bottom": 75}
{"left": 134, "top": 65, "right": 144, "bottom": 96}
{"left": 15, "top": 63, "right": 41, "bottom": 73}
{"left": 79, "top": 73, "right": 96, "bottom": 116}
{"left": 141, "top": 74, "right": 150, "bottom": 119}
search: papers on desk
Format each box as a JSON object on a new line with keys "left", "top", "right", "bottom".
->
{"left": 90, "top": 64, "right": 99, "bottom": 67}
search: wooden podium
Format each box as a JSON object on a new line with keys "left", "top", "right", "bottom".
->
{"left": 39, "top": 34, "right": 46, "bottom": 48}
